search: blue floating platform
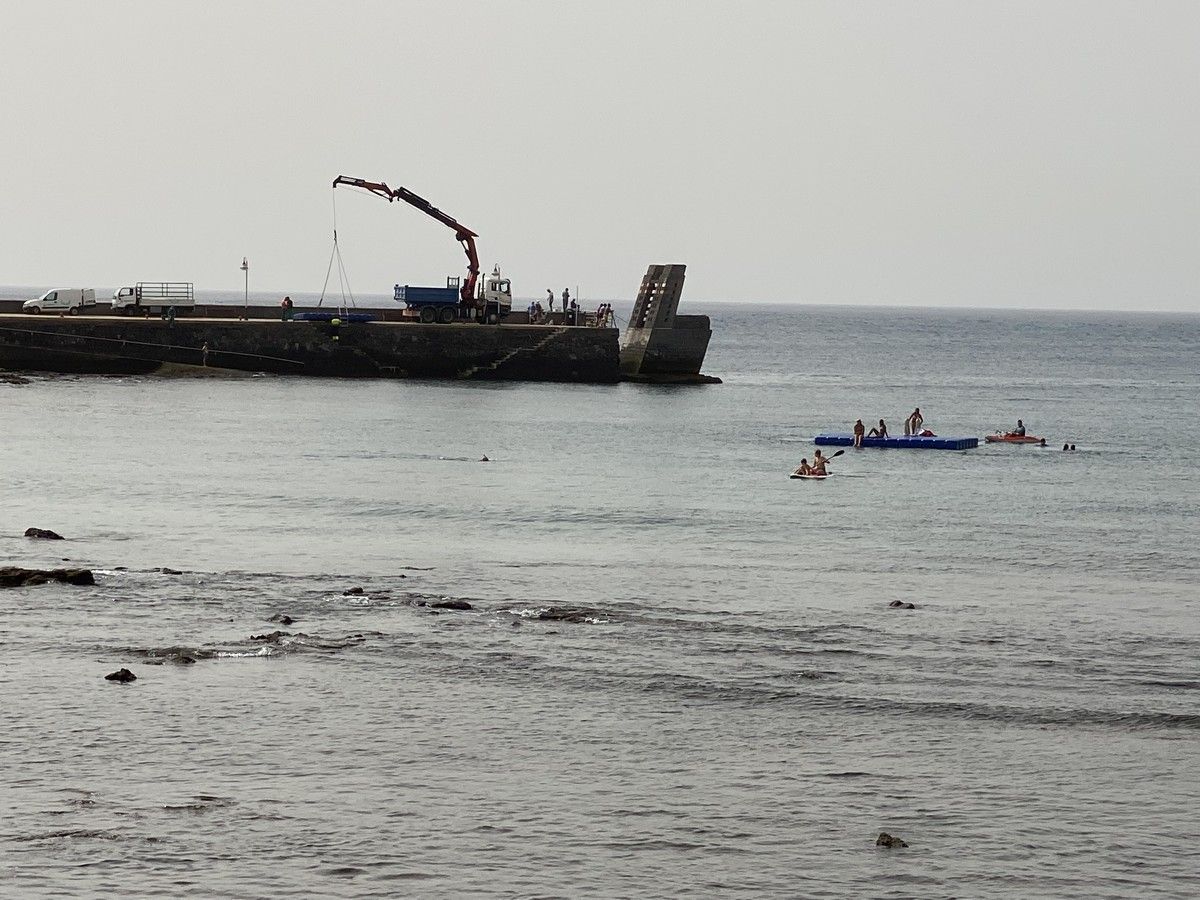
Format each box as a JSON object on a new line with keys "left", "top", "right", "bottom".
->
{"left": 815, "top": 433, "right": 978, "bottom": 450}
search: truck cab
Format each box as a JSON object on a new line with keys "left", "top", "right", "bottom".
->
{"left": 22, "top": 288, "right": 96, "bottom": 315}
{"left": 479, "top": 267, "right": 512, "bottom": 318}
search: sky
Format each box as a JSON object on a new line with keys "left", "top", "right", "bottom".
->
{"left": 1, "top": 0, "right": 1197, "bottom": 311}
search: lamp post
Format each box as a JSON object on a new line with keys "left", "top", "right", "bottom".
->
{"left": 240, "top": 257, "right": 249, "bottom": 320}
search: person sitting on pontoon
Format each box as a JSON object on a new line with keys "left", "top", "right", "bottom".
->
{"left": 868, "top": 418, "right": 889, "bottom": 438}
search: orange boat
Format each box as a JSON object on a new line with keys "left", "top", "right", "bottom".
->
{"left": 985, "top": 432, "right": 1043, "bottom": 444}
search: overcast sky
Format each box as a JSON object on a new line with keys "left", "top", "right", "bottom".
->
{"left": 1, "top": 1, "right": 1197, "bottom": 311}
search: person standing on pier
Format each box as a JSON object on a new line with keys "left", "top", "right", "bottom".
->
{"left": 562, "top": 287, "right": 570, "bottom": 312}
{"left": 546, "top": 289, "right": 555, "bottom": 312}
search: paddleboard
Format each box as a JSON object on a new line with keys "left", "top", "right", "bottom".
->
{"left": 790, "top": 473, "right": 831, "bottom": 480}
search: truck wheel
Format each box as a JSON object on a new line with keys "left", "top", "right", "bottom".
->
{"left": 485, "top": 312, "right": 499, "bottom": 325}
{"left": 122, "top": 306, "right": 134, "bottom": 317}
{"left": 29, "top": 306, "right": 40, "bottom": 315}
{"left": 419, "top": 306, "right": 437, "bottom": 324}
{"left": 68, "top": 307, "right": 79, "bottom": 316}
{"left": 438, "top": 307, "right": 455, "bottom": 324}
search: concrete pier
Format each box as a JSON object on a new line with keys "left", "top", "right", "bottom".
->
{"left": 0, "top": 315, "right": 621, "bottom": 382}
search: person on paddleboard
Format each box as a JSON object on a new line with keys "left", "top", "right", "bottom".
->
{"left": 794, "top": 458, "right": 813, "bottom": 476}
{"left": 810, "top": 450, "right": 829, "bottom": 475}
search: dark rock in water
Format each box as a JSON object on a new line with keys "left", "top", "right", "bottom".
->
{"left": 177, "top": 655, "right": 196, "bottom": 665}
{"left": 875, "top": 832, "right": 908, "bottom": 848}
{"left": 0, "top": 566, "right": 95, "bottom": 588}
{"left": 269, "top": 614, "right": 295, "bottom": 625}
{"left": 114, "top": 566, "right": 128, "bottom": 571}
{"left": 888, "top": 601, "right": 916, "bottom": 610}
{"left": 158, "top": 567, "right": 183, "bottom": 576}
{"left": 536, "top": 606, "right": 603, "bottom": 623}
{"left": 888, "top": 600, "right": 903, "bottom": 608}
{"left": 24, "top": 527, "right": 64, "bottom": 540}
{"left": 105, "top": 668, "right": 137, "bottom": 683}
{"left": 250, "top": 630, "right": 291, "bottom": 642}
{"left": 343, "top": 587, "right": 365, "bottom": 596}
{"left": 1, "top": 372, "right": 32, "bottom": 385}
{"left": 430, "top": 599, "right": 473, "bottom": 611}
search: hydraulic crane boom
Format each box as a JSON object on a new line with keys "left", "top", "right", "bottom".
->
{"left": 332, "top": 175, "right": 481, "bottom": 307}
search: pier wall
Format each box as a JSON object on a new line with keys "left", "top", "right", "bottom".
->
{"left": 0, "top": 316, "right": 621, "bottom": 383}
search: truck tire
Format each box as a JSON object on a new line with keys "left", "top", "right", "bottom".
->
{"left": 485, "top": 312, "right": 499, "bottom": 325}
{"left": 28, "top": 306, "right": 40, "bottom": 315}
{"left": 68, "top": 307, "right": 79, "bottom": 316}
{"left": 438, "top": 307, "right": 455, "bottom": 324}
{"left": 420, "top": 306, "right": 437, "bottom": 324}
{"left": 122, "top": 306, "right": 134, "bottom": 317}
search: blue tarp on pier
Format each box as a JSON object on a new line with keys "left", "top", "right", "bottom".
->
{"left": 815, "top": 433, "right": 978, "bottom": 450}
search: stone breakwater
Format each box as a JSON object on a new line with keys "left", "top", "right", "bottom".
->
{"left": 0, "top": 315, "right": 621, "bottom": 383}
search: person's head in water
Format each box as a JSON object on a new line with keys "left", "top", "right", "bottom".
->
{"left": 1063, "top": 443, "right": 1070, "bottom": 451}
{"left": 1039, "top": 438, "right": 1046, "bottom": 447}
{"left": 1070, "top": 444, "right": 1076, "bottom": 451}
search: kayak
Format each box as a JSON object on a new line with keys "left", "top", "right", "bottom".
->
{"left": 790, "top": 472, "right": 831, "bottom": 480}
{"left": 985, "top": 433, "right": 1043, "bottom": 444}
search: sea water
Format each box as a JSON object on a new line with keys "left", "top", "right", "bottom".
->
{"left": 1, "top": 304, "right": 1197, "bottom": 897}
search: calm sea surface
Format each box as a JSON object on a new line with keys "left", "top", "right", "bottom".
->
{"left": 2, "top": 303, "right": 1198, "bottom": 898}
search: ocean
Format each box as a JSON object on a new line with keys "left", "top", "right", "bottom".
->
{"left": 2, "top": 302, "right": 1198, "bottom": 898}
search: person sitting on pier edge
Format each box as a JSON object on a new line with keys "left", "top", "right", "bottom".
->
{"left": 868, "top": 418, "right": 888, "bottom": 438}
{"left": 853, "top": 418, "right": 866, "bottom": 447}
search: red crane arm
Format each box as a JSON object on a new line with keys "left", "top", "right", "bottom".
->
{"left": 332, "top": 175, "right": 480, "bottom": 306}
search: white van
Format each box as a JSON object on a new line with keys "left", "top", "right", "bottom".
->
{"left": 22, "top": 288, "right": 97, "bottom": 315}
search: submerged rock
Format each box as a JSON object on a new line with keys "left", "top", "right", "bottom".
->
{"left": 105, "top": 668, "right": 137, "bottom": 683}
{"left": 430, "top": 599, "right": 473, "bottom": 611}
{"left": 269, "top": 614, "right": 295, "bottom": 625}
{"left": 0, "top": 566, "right": 95, "bottom": 588}
{"left": 536, "top": 606, "right": 604, "bottom": 623}
{"left": 875, "top": 832, "right": 908, "bottom": 848}
{"left": 250, "top": 630, "right": 292, "bottom": 642}
{"left": 888, "top": 600, "right": 916, "bottom": 610}
{"left": 24, "top": 528, "right": 64, "bottom": 540}
{"left": 158, "top": 567, "right": 183, "bottom": 576}
{"left": 1, "top": 372, "right": 32, "bottom": 385}
{"left": 343, "top": 587, "right": 365, "bottom": 596}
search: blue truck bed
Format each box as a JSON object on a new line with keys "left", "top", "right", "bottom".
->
{"left": 394, "top": 285, "right": 459, "bottom": 305}
{"left": 815, "top": 432, "right": 978, "bottom": 450}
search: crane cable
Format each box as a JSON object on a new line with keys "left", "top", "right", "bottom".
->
{"left": 317, "top": 188, "right": 357, "bottom": 312}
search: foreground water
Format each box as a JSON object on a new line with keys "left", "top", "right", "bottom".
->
{"left": 2, "top": 304, "right": 1198, "bottom": 898}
